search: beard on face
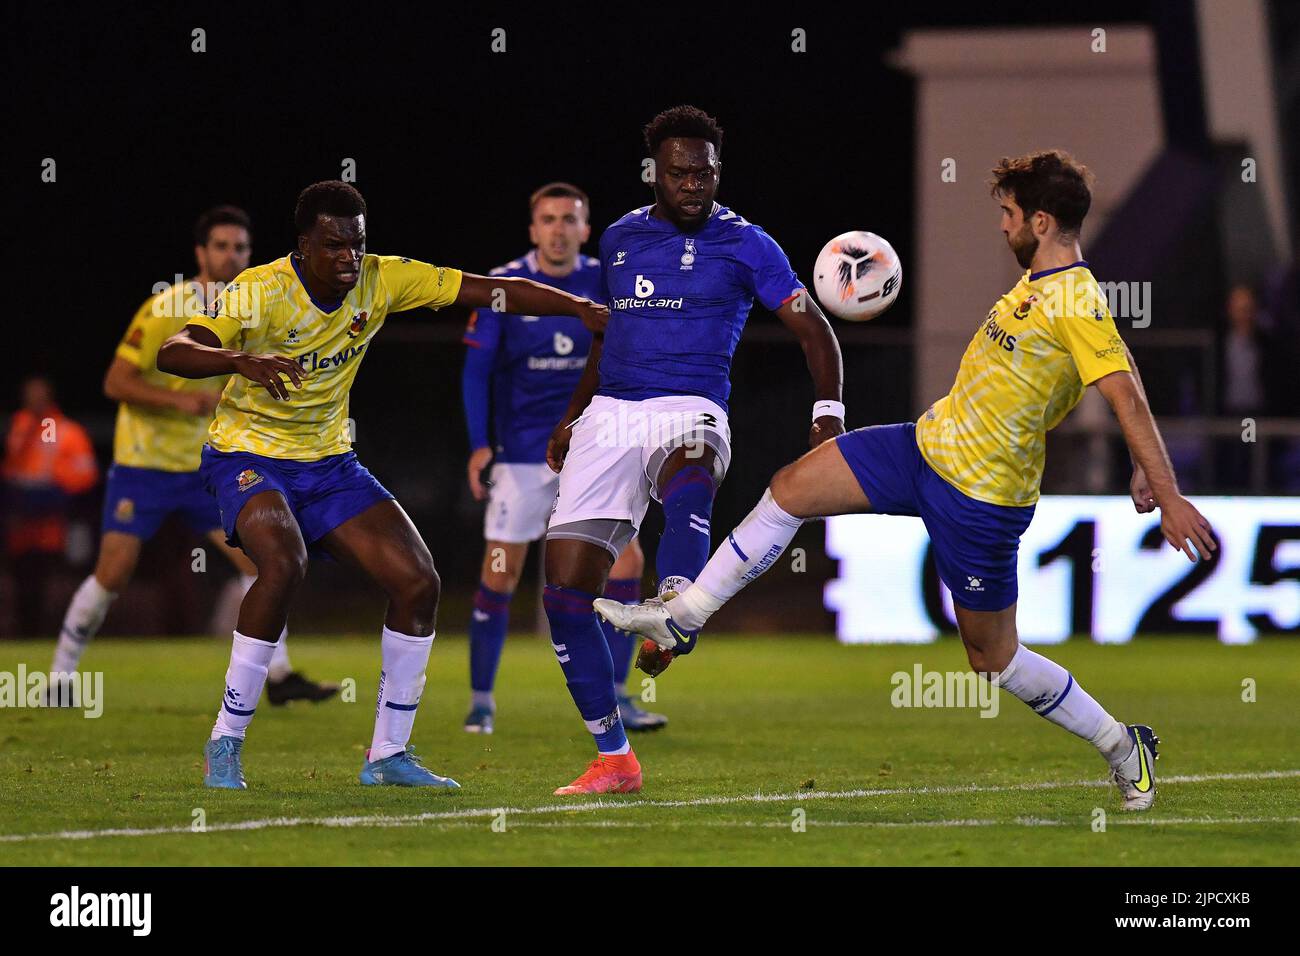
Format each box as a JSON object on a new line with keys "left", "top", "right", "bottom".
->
{"left": 1010, "top": 224, "right": 1038, "bottom": 269}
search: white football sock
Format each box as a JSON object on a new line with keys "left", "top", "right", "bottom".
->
{"left": 268, "top": 626, "right": 292, "bottom": 681}
{"left": 237, "top": 574, "right": 292, "bottom": 681}
{"left": 52, "top": 575, "right": 117, "bottom": 674}
{"left": 991, "top": 644, "right": 1129, "bottom": 764}
{"left": 668, "top": 489, "right": 804, "bottom": 631}
{"left": 369, "top": 626, "right": 434, "bottom": 761}
{"left": 211, "top": 631, "right": 277, "bottom": 740}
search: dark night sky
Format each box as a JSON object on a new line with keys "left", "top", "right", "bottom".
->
{"left": 10, "top": 1, "right": 1153, "bottom": 414}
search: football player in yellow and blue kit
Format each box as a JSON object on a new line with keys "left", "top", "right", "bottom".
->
{"left": 158, "top": 181, "right": 609, "bottom": 790}
{"left": 50, "top": 206, "right": 334, "bottom": 705}
{"left": 598, "top": 151, "right": 1217, "bottom": 812}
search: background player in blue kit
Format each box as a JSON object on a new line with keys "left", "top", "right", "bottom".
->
{"left": 542, "top": 106, "right": 846, "bottom": 794}
{"left": 461, "top": 183, "right": 662, "bottom": 735}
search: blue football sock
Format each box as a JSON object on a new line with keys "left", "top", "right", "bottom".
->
{"left": 543, "top": 585, "right": 627, "bottom": 753}
{"left": 468, "top": 584, "right": 511, "bottom": 697}
{"left": 657, "top": 465, "right": 716, "bottom": 598}
{"left": 601, "top": 577, "right": 641, "bottom": 691}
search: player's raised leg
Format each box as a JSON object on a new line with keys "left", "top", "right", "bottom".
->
{"left": 319, "top": 499, "right": 459, "bottom": 789}
{"left": 597, "top": 435, "right": 869, "bottom": 667}
{"left": 204, "top": 489, "right": 307, "bottom": 790}
{"left": 957, "top": 604, "right": 1159, "bottom": 810}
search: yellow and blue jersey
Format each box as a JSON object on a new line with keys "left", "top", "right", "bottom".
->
{"left": 113, "top": 281, "right": 231, "bottom": 472}
{"left": 914, "top": 262, "right": 1130, "bottom": 507}
{"left": 188, "top": 253, "right": 463, "bottom": 461}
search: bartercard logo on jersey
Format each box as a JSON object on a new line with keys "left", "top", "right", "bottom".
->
{"left": 611, "top": 274, "right": 683, "bottom": 311}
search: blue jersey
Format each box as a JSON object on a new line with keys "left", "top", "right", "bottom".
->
{"left": 462, "top": 250, "right": 601, "bottom": 463}
{"left": 595, "top": 203, "right": 803, "bottom": 410}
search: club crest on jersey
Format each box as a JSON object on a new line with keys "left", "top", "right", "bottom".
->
{"left": 236, "top": 468, "right": 264, "bottom": 493}
{"left": 680, "top": 238, "right": 696, "bottom": 270}
{"left": 1013, "top": 295, "right": 1038, "bottom": 320}
{"left": 114, "top": 498, "right": 135, "bottom": 523}
{"left": 347, "top": 311, "right": 369, "bottom": 339}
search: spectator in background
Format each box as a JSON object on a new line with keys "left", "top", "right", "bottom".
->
{"left": 1218, "top": 284, "right": 1275, "bottom": 490}
{"left": 1263, "top": 253, "right": 1300, "bottom": 416}
{"left": 2, "top": 377, "right": 99, "bottom": 635}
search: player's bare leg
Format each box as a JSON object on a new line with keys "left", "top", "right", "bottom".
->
{"left": 207, "top": 528, "right": 336, "bottom": 703}
{"left": 49, "top": 531, "right": 141, "bottom": 699}
{"left": 955, "top": 603, "right": 1159, "bottom": 810}
{"left": 203, "top": 490, "right": 308, "bottom": 788}
{"left": 600, "top": 437, "right": 870, "bottom": 672}
{"left": 545, "top": 536, "right": 642, "bottom": 794}
{"left": 318, "top": 499, "right": 457, "bottom": 788}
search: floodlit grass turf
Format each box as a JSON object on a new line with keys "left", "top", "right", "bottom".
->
{"left": 1, "top": 634, "right": 1297, "bottom": 866}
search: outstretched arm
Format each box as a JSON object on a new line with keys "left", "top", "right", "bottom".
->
{"left": 158, "top": 326, "right": 304, "bottom": 401}
{"left": 1093, "top": 366, "right": 1216, "bottom": 562}
{"left": 456, "top": 274, "right": 608, "bottom": 334}
{"left": 773, "top": 291, "right": 845, "bottom": 447}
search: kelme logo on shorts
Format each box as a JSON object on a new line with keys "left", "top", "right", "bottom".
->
{"left": 114, "top": 498, "right": 135, "bottom": 523}
{"left": 236, "top": 468, "right": 264, "bottom": 493}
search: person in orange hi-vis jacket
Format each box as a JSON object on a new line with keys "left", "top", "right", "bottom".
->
{"left": 2, "top": 376, "right": 99, "bottom": 635}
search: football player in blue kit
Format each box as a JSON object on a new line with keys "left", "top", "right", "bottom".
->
{"left": 543, "top": 106, "right": 845, "bottom": 794}
{"left": 461, "top": 183, "right": 662, "bottom": 735}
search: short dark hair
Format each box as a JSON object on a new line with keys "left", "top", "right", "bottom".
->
{"left": 294, "top": 181, "right": 367, "bottom": 234}
{"left": 529, "top": 182, "right": 590, "bottom": 215}
{"left": 990, "top": 150, "right": 1093, "bottom": 235}
{"left": 643, "top": 104, "right": 723, "bottom": 158}
{"left": 193, "top": 205, "right": 251, "bottom": 246}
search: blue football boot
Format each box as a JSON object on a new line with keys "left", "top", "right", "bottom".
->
{"left": 359, "top": 746, "right": 460, "bottom": 788}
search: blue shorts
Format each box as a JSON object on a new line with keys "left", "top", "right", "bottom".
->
{"left": 101, "top": 464, "right": 221, "bottom": 540}
{"left": 200, "top": 446, "right": 394, "bottom": 551}
{"left": 835, "top": 423, "right": 1035, "bottom": 612}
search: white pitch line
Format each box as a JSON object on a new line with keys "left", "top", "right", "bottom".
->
{"left": 2, "top": 768, "right": 1297, "bottom": 844}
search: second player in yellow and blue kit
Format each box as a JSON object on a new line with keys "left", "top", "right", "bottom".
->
{"left": 189, "top": 252, "right": 462, "bottom": 550}
{"left": 837, "top": 261, "right": 1130, "bottom": 611}
{"left": 159, "top": 180, "right": 608, "bottom": 791}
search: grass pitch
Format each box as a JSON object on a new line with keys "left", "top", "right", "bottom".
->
{"left": 1, "top": 634, "right": 1297, "bottom": 866}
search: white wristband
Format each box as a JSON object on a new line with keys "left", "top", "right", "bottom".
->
{"left": 813, "top": 400, "right": 845, "bottom": 422}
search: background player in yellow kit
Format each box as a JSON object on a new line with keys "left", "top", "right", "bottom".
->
{"left": 158, "top": 181, "right": 608, "bottom": 790}
{"left": 49, "top": 206, "right": 334, "bottom": 704}
{"left": 598, "top": 151, "right": 1216, "bottom": 812}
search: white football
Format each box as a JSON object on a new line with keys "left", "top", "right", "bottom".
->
{"left": 812, "top": 231, "right": 902, "bottom": 321}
